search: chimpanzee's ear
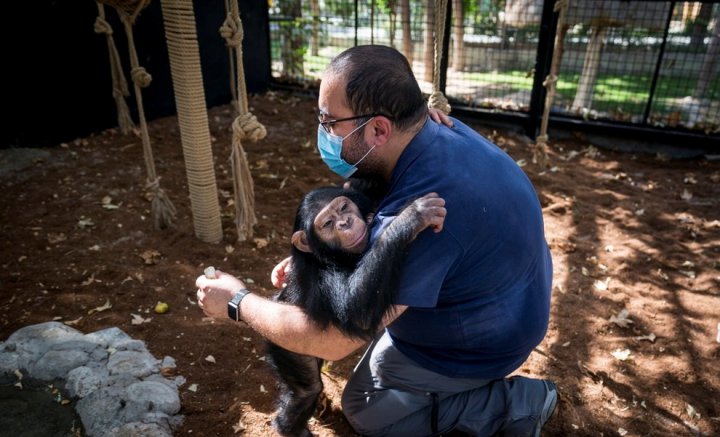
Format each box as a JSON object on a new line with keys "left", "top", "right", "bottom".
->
{"left": 291, "top": 230, "right": 312, "bottom": 253}
{"left": 365, "top": 213, "right": 375, "bottom": 224}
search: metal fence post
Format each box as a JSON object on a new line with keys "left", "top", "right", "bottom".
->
{"left": 527, "top": 0, "right": 560, "bottom": 139}
{"left": 644, "top": 1, "right": 676, "bottom": 125}
{"left": 439, "top": 0, "right": 452, "bottom": 93}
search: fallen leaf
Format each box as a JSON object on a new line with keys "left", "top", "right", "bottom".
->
{"left": 680, "top": 189, "right": 693, "bottom": 201}
{"left": 594, "top": 277, "right": 611, "bottom": 291}
{"left": 47, "top": 233, "right": 67, "bottom": 244}
{"left": 225, "top": 245, "right": 235, "bottom": 254}
{"left": 81, "top": 274, "right": 96, "bottom": 286}
{"left": 88, "top": 299, "right": 111, "bottom": 315}
{"left": 259, "top": 385, "right": 267, "bottom": 393}
{"left": 618, "top": 428, "right": 628, "bottom": 436}
{"left": 188, "top": 384, "right": 198, "bottom": 392}
{"left": 205, "top": 355, "right": 216, "bottom": 364}
{"left": 516, "top": 159, "right": 527, "bottom": 167}
{"left": 130, "top": 313, "right": 152, "bottom": 325}
{"left": 635, "top": 333, "right": 656, "bottom": 342}
{"left": 139, "top": 250, "right": 162, "bottom": 265}
{"left": 687, "top": 403, "right": 700, "bottom": 419}
{"left": 609, "top": 309, "right": 633, "bottom": 328}
{"left": 64, "top": 317, "right": 83, "bottom": 326}
{"left": 611, "top": 348, "right": 632, "bottom": 361}
{"left": 77, "top": 218, "right": 95, "bottom": 229}
{"left": 14, "top": 369, "right": 23, "bottom": 381}
{"left": 232, "top": 420, "right": 246, "bottom": 434}
{"left": 253, "top": 238, "right": 269, "bottom": 249}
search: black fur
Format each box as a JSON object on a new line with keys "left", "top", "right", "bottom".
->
{"left": 266, "top": 186, "right": 426, "bottom": 437}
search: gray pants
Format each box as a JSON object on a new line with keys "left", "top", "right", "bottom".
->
{"left": 342, "top": 332, "right": 550, "bottom": 436}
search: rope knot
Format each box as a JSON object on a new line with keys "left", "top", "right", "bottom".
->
{"left": 131, "top": 67, "right": 152, "bottom": 88}
{"left": 232, "top": 113, "right": 267, "bottom": 143}
{"left": 543, "top": 74, "right": 558, "bottom": 88}
{"left": 428, "top": 91, "right": 451, "bottom": 115}
{"left": 94, "top": 16, "right": 113, "bottom": 35}
{"left": 145, "top": 177, "right": 160, "bottom": 192}
{"left": 220, "top": 14, "right": 243, "bottom": 48}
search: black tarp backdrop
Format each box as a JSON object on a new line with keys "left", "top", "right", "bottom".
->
{"left": 3, "top": 0, "right": 270, "bottom": 148}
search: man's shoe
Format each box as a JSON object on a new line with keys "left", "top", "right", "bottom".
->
{"left": 533, "top": 380, "right": 558, "bottom": 437}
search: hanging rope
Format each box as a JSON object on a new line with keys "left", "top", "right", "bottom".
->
{"left": 94, "top": 2, "right": 134, "bottom": 134}
{"left": 534, "top": 0, "right": 569, "bottom": 168}
{"left": 221, "top": 0, "right": 266, "bottom": 242}
{"left": 428, "top": 0, "right": 451, "bottom": 115}
{"left": 115, "top": 5, "right": 177, "bottom": 230}
{"left": 160, "top": 0, "right": 223, "bottom": 243}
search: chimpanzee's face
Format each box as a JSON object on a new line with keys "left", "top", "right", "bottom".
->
{"left": 313, "top": 196, "right": 369, "bottom": 254}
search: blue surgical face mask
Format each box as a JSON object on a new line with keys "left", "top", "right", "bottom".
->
{"left": 317, "top": 118, "right": 376, "bottom": 178}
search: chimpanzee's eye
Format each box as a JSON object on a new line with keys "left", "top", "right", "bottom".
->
{"left": 322, "top": 219, "right": 333, "bottom": 229}
{"left": 340, "top": 202, "right": 347, "bottom": 212}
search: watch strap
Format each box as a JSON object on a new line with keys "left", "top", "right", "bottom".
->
{"left": 227, "top": 288, "right": 251, "bottom": 321}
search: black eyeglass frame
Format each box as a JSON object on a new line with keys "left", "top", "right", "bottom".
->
{"left": 318, "top": 112, "right": 391, "bottom": 133}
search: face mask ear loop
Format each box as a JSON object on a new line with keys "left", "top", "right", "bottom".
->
{"left": 352, "top": 144, "right": 376, "bottom": 166}
{"left": 341, "top": 116, "right": 375, "bottom": 141}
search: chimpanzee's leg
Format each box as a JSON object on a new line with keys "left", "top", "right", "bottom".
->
{"left": 266, "top": 342, "right": 323, "bottom": 437}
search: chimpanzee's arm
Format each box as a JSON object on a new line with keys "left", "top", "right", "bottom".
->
{"left": 322, "top": 193, "right": 446, "bottom": 339}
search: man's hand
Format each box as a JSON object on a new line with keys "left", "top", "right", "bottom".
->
{"left": 270, "top": 256, "right": 293, "bottom": 289}
{"left": 195, "top": 270, "right": 247, "bottom": 318}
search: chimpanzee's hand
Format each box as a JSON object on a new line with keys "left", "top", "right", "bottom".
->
{"left": 428, "top": 108, "right": 453, "bottom": 127}
{"left": 270, "top": 256, "right": 293, "bottom": 288}
{"left": 409, "top": 192, "right": 446, "bottom": 234}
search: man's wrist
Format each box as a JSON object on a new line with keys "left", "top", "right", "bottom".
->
{"left": 227, "top": 288, "right": 251, "bottom": 321}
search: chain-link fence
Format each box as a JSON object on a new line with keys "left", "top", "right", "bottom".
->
{"left": 269, "top": 0, "right": 719, "bottom": 143}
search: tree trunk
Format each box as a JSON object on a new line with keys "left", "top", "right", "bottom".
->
{"left": 423, "top": 0, "right": 435, "bottom": 83}
{"left": 692, "top": 8, "right": 720, "bottom": 100}
{"left": 279, "top": 0, "right": 303, "bottom": 79}
{"left": 690, "top": 2, "right": 713, "bottom": 47}
{"left": 452, "top": 0, "right": 464, "bottom": 71}
{"left": 572, "top": 26, "right": 608, "bottom": 111}
{"left": 400, "top": 0, "right": 413, "bottom": 65}
{"left": 310, "top": 0, "right": 320, "bottom": 56}
{"left": 388, "top": 1, "right": 397, "bottom": 48}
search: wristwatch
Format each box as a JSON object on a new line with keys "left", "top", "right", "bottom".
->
{"left": 227, "top": 289, "right": 251, "bottom": 321}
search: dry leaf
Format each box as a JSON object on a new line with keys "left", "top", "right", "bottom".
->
{"left": 81, "top": 274, "right": 96, "bottom": 286}
{"left": 259, "top": 385, "right": 267, "bottom": 393}
{"left": 594, "top": 277, "right": 611, "bottom": 291}
{"left": 88, "top": 299, "right": 111, "bottom": 315}
{"left": 188, "top": 384, "right": 198, "bottom": 392}
{"left": 205, "top": 355, "right": 216, "bottom": 364}
{"left": 618, "top": 428, "right": 628, "bottom": 436}
{"left": 609, "top": 309, "right": 633, "bottom": 328}
{"left": 680, "top": 189, "right": 693, "bottom": 201}
{"left": 253, "top": 238, "right": 269, "bottom": 249}
{"left": 77, "top": 218, "right": 95, "bottom": 229}
{"left": 232, "top": 417, "right": 246, "bottom": 434}
{"left": 687, "top": 403, "right": 700, "bottom": 419}
{"left": 64, "top": 317, "right": 83, "bottom": 326}
{"left": 611, "top": 348, "right": 632, "bottom": 361}
{"left": 130, "top": 313, "right": 151, "bottom": 325}
{"left": 47, "top": 233, "right": 67, "bottom": 244}
{"left": 14, "top": 369, "right": 23, "bottom": 381}
{"left": 225, "top": 245, "right": 235, "bottom": 254}
{"left": 139, "top": 250, "right": 161, "bottom": 265}
{"left": 635, "top": 333, "right": 656, "bottom": 342}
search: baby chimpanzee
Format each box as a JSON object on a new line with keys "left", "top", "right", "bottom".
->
{"left": 266, "top": 186, "right": 446, "bottom": 437}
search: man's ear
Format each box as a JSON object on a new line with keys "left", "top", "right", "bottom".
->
{"left": 368, "top": 115, "right": 392, "bottom": 147}
{"left": 291, "top": 230, "right": 312, "bottom": 253}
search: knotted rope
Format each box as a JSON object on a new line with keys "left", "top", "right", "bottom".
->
{"left": 221, "top": 0, "right": 266, "bottom": 241}
{"left": 429, "top": 0, "right": 451, "bottom": 115}
{"left": 112, "top": 7, "right": 177, "bottom": 230}
{"left": 94, "top": 2, "right": 134, "bottom": 134}
{"left": 160, "top": 0, "right": 223, "bottom": 243}
{"left": 534, "top": 0, "right": 569, "bottom": 168}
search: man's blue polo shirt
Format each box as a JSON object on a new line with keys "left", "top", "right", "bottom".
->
{"left": 370, "top": 117, "right": 552, "bottom": 379}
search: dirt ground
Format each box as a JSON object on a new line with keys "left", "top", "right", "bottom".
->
{"left": 1, "top": 91, "right": 718, "bottom": 437}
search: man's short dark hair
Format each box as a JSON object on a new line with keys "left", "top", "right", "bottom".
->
{"left": 326, "top": 45, "right": 428, "bottom": 131}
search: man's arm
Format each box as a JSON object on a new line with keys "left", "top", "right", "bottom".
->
{"left": 196, "top": 270, "right": 406, "bottom": 361}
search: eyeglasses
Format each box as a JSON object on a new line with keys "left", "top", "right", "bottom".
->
{"left": 318, "top": 112, "right": 389, "bottom": 133}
